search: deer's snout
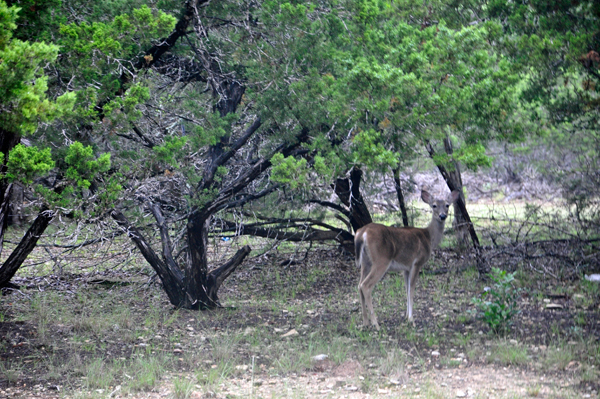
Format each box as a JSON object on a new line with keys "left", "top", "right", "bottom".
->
{"left": 440, "top": 214, "right": 447, "bottom": 221}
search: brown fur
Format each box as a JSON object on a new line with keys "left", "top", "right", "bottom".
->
{"left": 355, "top": 190, "right": 460, "bottom": 330}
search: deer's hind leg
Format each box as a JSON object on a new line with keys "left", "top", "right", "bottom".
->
{"left": 358, "top": 260, "right": 389, "bottom": 330}
{"left": 358, "top": 253, "right": 372, "bottom": 327}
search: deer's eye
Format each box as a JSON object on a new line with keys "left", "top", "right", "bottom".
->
{"left": 446, "top": 204, "right": 450, "bottom": 208}
{"left": 432, "top": 204, "right": 437, "bottom": 208}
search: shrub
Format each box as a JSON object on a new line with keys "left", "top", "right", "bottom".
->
{"left": 471, "top": 268, "right": 520, "bottom": 334}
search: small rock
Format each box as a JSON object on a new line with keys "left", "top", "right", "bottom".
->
{"left": 312, "top": 354, "right": 328, "bottom": 361}
{"left": 274, "top": 328, "right": 284, "bottom": 333}
{"left": 509, "top": 339, "right": 518, "bottom": 345}
{"left": 431, "top": 351, "right": 440, "bottom": 357}
{"left": 546, "top": 303, "right": 563, "bottom": 309}
{"left": 456, "top": 390, "right": 466, "bottom": 397}
{"left": 235, "top": 365, "right": 248, "bottom": 371}
{"left": 565, "top": 360, "right": 581, "bottom": 370}
{"left": 281, "top": 329, "right": 299, "bottom": 337}
{"left": 389, "top": 379, "right": 401, "bottom": 385}
{"left": 345, "top": 385, "right": 358, "bottom": 391}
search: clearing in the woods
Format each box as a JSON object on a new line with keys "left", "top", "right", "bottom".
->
{"left": 1, "top": 219, "right": 599, "bottom": 398}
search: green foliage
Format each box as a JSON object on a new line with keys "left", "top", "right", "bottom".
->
{"left": 471, "top": 267, "right": 521, "bottom": 335}
{"left": 351, "top": 129, "right": 398, "bottom": 170}
{"left": 3, "top": 144, "right": 54, "bottom": 183}
{"left": 103, "top": 82, "right": 151, "bottom": 121}
{"left": 153, "top": 136, "right": 188, "bottom": 169}
{"left": 270, "top": 153, "right": 309, "bottom": 190}
{"left": 64, "top": 142, "right": 111, "bottom": 189}
{"left": 0, "top": 0, "right": 75, "bottom": 134}
{"left": 57, "top": 4, "right": 176, "bottom": 107}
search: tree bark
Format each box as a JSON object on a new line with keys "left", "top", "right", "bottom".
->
{"left": 392, "top": 168, "right": 409, "bottom": 227}
{"left": 425, "top": 141, "right": 486, "bottom": 275}
{"left": 0, "top": 183, "right": 13, "bottom": 259}
{"left": 111, "top": 209, "right": 186, "bottom": 306}
{"left": 204, "top": 245, "right": 251, "bottom": 306}
{"left": 0, "top": 207, "right": 54, "bottom": 288}
{"left": 333, "top": 167, "right": 372, "bottom": 232}
{"left": 425, "top": 141, "right": 481, "bottom": 248}
{"left": 218, "top": 219, "right": 354, "bottom": 243}
{"left": 185, "top": 213, "right": 215, "bottom": 309}
{"left": 443, "top": 137, "right": 470, "bottom": 251}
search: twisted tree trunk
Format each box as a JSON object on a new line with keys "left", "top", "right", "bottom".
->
{"left": 392, "top": 167, "right": 410, "bottom": 227}
{"left": 333, "top": 167, "right": 372, "bottom": 233}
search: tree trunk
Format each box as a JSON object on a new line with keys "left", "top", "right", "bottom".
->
{"left": 333, "top": 167, "right": 373, "bottom": 232}
{"left": 443, "top": 137, "right": 470, "bottom": 252}
{"left": 185, "top": 213, "right": 215, "bottom": 309}
{"left": 111, "top": 209, "right": 186, "bottom": 306}
{"left": 392, "top": 168, "right": 409, "bottom": 227}
{"left": 0, "top": 183, "right": 13, "bottom": 259}
{"left": 111, "top": 208, "right": 251, "bottom": 310}
{"left": 425, "top": 141, "right": 486, "bottom": 275}
{"left": 0, "top": 207, "right": 54, "bottom": 288}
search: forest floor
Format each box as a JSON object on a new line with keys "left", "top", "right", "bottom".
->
{"left": 1, "top": 245, "right": 599, "bottom": 398}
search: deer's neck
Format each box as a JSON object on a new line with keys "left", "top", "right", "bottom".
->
{"left": 426, "top": 219, "right": 447, "bottom": 250}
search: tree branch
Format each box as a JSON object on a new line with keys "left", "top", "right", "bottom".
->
{"left": 198, "top": 117, "right": 262, "bottom": 191}
{"left": 0, "top": 207, "right": 54, "bottom": 288}
{"left": 147, "top": 202, "right": 180, "bottom": 274}
{"left": 111, "top": 209, "right": 185, "bottom": 305}
{"left": 0, "top": 183, "right": 13, "bottom": 259}
{"left": 309, "top": 199, "right": 351, "bottom": 218}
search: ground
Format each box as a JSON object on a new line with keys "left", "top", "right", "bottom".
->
{"left": 1, "top": 245, "right": 599, "bottom": 398}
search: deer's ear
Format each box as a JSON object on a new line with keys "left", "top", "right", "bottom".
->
{"left": 449, "top": 190, "right": 460, "bottom": 203}
{"left": 421, "top": 190, "right": 432, "bottom": 204}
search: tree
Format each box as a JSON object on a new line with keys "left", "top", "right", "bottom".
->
{"left": 0, "top": 0, "right": 77, "bottom": 288}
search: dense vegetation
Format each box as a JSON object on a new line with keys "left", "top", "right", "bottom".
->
{"left": 0, "top": 1, "right": 599, "bottom": 396}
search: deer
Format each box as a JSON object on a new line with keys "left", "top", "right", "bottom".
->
{"left": 355, "top": 189, "right": 460, "bottom": 330}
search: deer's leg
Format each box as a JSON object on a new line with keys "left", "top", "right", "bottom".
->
{"left": 407, "top": 262, "right": 421, "bottom": 323}
{"left": 358, "top": 262, "right": 388, "bottom": 330}
{"left": 404, "top": 270, "right": 410, "bottom": 320}
{"left": 358, "top": 275, "right": 368, "bottom": 327}
{"left": 359, "top": 286, "right": 368, "bottom": 326}
{"left": 358, "top": 251, "right": 372, "bottom": 327}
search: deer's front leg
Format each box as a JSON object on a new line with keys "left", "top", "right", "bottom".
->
{"left": 406, "top": 262, "right": 421, "bottom": 324}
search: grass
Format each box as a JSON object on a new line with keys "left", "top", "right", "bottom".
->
{"left": 487, "top": 341, "right": 530, "bottom": 366}
{"left": 172, "top": 375, "right": 195, "bottom": 399}
{"left": 1, "top": 226, "right": 599, "bottom": 398}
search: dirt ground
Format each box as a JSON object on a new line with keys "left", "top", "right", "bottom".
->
{"left": 1, "top": 246, "right": 599, "bottom": 398}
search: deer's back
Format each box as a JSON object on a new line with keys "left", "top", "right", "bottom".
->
{"left": 355, "top": 223, "right": 432, "bottom": 268}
